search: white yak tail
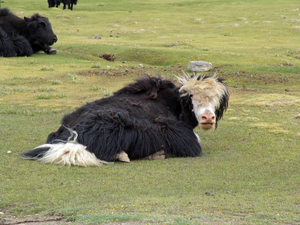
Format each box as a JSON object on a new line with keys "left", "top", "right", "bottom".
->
{"left": 21, "top": 127, "right": 111, "bottom": 167}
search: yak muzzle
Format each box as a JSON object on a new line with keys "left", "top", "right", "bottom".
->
{"left": 199, "top": 111, "right": 215, "bottom": 130}
{"left": 49, "top": 35, "right": 58, "bottom": 45}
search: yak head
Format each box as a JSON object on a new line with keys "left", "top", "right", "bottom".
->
{"left": 178, "top": 73, "right": 229, "bottom": 130}
{"left": 24, "top": 14, "right": 57, "bottom": 47}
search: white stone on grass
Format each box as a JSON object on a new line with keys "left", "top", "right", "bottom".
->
{"left": 188, "top": 61, "right": 212, "bottom": 72}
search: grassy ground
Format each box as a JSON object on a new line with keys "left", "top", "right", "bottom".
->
{"left": 1, "top": 0, "right": 300, "bottom": 224}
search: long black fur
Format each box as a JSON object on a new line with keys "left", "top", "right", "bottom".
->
{"left": 48, "top": 0, "right": 78, "bottom": 10}
{"left": 0, "top": 8, "right": 57, "bottom": 57}
{"left": 22, "top": 76, "right": 228, "bottom": 163}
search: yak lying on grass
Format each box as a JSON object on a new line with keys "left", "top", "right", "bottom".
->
{"left": 48, "top": 0, "right": 78, "bottom": 10}
{"left": 21, "top": 74, "right": 229, "bottom": 166}
{"left": 0, "top": 8, "right": 57, "bottom": 57}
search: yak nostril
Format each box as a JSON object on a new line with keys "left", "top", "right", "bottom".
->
{"left": 201, "top": 115, "right": 208, "bottom": 121}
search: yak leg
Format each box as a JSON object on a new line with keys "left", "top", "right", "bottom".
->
{"left": 31, "top": 42, "right": 56, "bottom": 55}
{"left": 115, "top": 151, "right": 130, "bottom": 163}
{"left": 45, "top": 47, "right": 57, "bottom": 55}
{"left": 145, "top": 150, "right": 165, "bottom": 160}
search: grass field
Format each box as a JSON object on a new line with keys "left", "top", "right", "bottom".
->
{"left": 1, "top": 0, "right": 300, "bottom": 224}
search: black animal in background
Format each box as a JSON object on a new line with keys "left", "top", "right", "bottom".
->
{"left": 47, "top": 0, "right": 60, "bottom": 8}
{"left": 0, "top": 8, "right": 57, "bottom": 57}
{"left": 48, "top": 0, "right": 78, "bottom": 10}
{"left": 22, "top": 74, "right": 229, "bottom": 167}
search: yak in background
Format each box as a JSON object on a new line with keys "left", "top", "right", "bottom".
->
{"left": 22, "top": 74, "right": 229, "bottom": 166}
{"left": 0, "top": 8, "right": 57, "bottom": 57}
{"left": 48, "top": 0, "right": 78, "bottom": 10}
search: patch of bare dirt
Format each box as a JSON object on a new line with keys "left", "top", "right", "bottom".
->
{"left": 0, "top": 215, "right": 79, "bottom": 225}
{"left": 89, "top": 36, "right": 101, "bottom": 39}
{"left": 99, "top": 54, "right": 115, "bottom": 61}
{"left": 76, "top": 68, "right": 155, "bottom": 77}
{"left": 77, "top": 69, "right": 131, "bottom": 77}
{"left": 75, "top": 64, "right": 187, "bottom": 80}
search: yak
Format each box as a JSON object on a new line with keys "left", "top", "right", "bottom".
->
{"left": 21, "top": 74, "right": 229, "bottom": 166}
{"left": 0, "top": 8, "right": 57, "bottom": 57}
{"left": 47, "top": 0, "right": 60, "bottom": 8}
{"left": 48, "top": 0, "right": 78, "bottom": 10}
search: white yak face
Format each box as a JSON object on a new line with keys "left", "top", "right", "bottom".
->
{"left": 179, "top": 74, "right": 229, "bottom": 130}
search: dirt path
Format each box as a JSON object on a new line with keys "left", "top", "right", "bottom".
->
{"left": 1, "top": 215, "right": 78, "bottom": 225}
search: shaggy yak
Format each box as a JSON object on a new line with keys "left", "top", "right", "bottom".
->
{"left": 48, "top": 0, "right": 78, "bottom": 10}
{"left": 0, "top": 8, "right": 57, "bottom": 57}
{"left": 21, "top": 74, "right": 229, "bottom": 166}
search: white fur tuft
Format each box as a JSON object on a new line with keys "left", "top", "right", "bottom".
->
{"left": 193, "top": 131, "right": 201, "bottom": 142}
{"left": 36, "top": 143, "right": 109, "bottom": 167}
{"left": 35, "top": 128, "right": 112, "bottom": 167}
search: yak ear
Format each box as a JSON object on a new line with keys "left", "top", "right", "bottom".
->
{"left": 24, "top": 17, "right": 31, "bottom": 23}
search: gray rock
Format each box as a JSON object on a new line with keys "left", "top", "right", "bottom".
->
{"left": 188, "top": 61, "right": 212, "bottom": 72}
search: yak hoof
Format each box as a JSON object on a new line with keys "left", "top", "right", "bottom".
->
{"left": 116, "top": 151, "right": 130, "bottom": 163}
{"left": 145, "top": 150, "right": 165, "bottom": 160}
{"left": 47, "top": 48, "right": 57, "bottom": 55}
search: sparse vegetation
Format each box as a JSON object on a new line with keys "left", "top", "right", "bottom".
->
{"left": 0, "top": 0, "right": 300, "bottom": 224}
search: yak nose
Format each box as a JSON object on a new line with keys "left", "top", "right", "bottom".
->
{"left": 53, "top": 35, "right": 58, "bottom": 43}
{"left": 201, "top": 112, "right": 215, "bottom": 122}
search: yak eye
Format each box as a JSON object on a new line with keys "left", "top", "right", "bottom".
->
{"left": 190, "top": 93, "right": 194, "bottom": 98}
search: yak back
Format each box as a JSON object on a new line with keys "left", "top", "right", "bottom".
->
{"left": 0, "top": 8, "right": 28, "bottom": 36}
{"left": 114, "top": 76, "right": 176, "bottom": 99}
{"left": 61, "top": 76, "right": 182, "bottom": 128}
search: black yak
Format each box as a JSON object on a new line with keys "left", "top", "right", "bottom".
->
{"left": 0, "top": 8, "right": 57, "bottom": 57}
{"left": 47, "top": 0, "right": 60, "bottom": 8}
{"left": 21, "top": 74, "right": 229, "bottom": 166}
{"left": 48, "top": 0, "right": 78, "bottom": 10}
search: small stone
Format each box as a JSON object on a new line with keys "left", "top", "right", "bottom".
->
{"left": 188, "top": 61, "right": 212, "bottom": 72}
{"left": 285, "top": 89, "right": 289, "bottom": 92}
{"left": 89, "top": 36, "right": 101, "bottom": 39}
{"left": 7, "top": 151, "right": 11, "bottom": 154}
{"left": 295, "top": 113, "right": 300, "bottom": 118}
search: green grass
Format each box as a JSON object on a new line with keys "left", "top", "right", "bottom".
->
{"left": 1, "top": 0, "right": 300, "bottom": 224}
